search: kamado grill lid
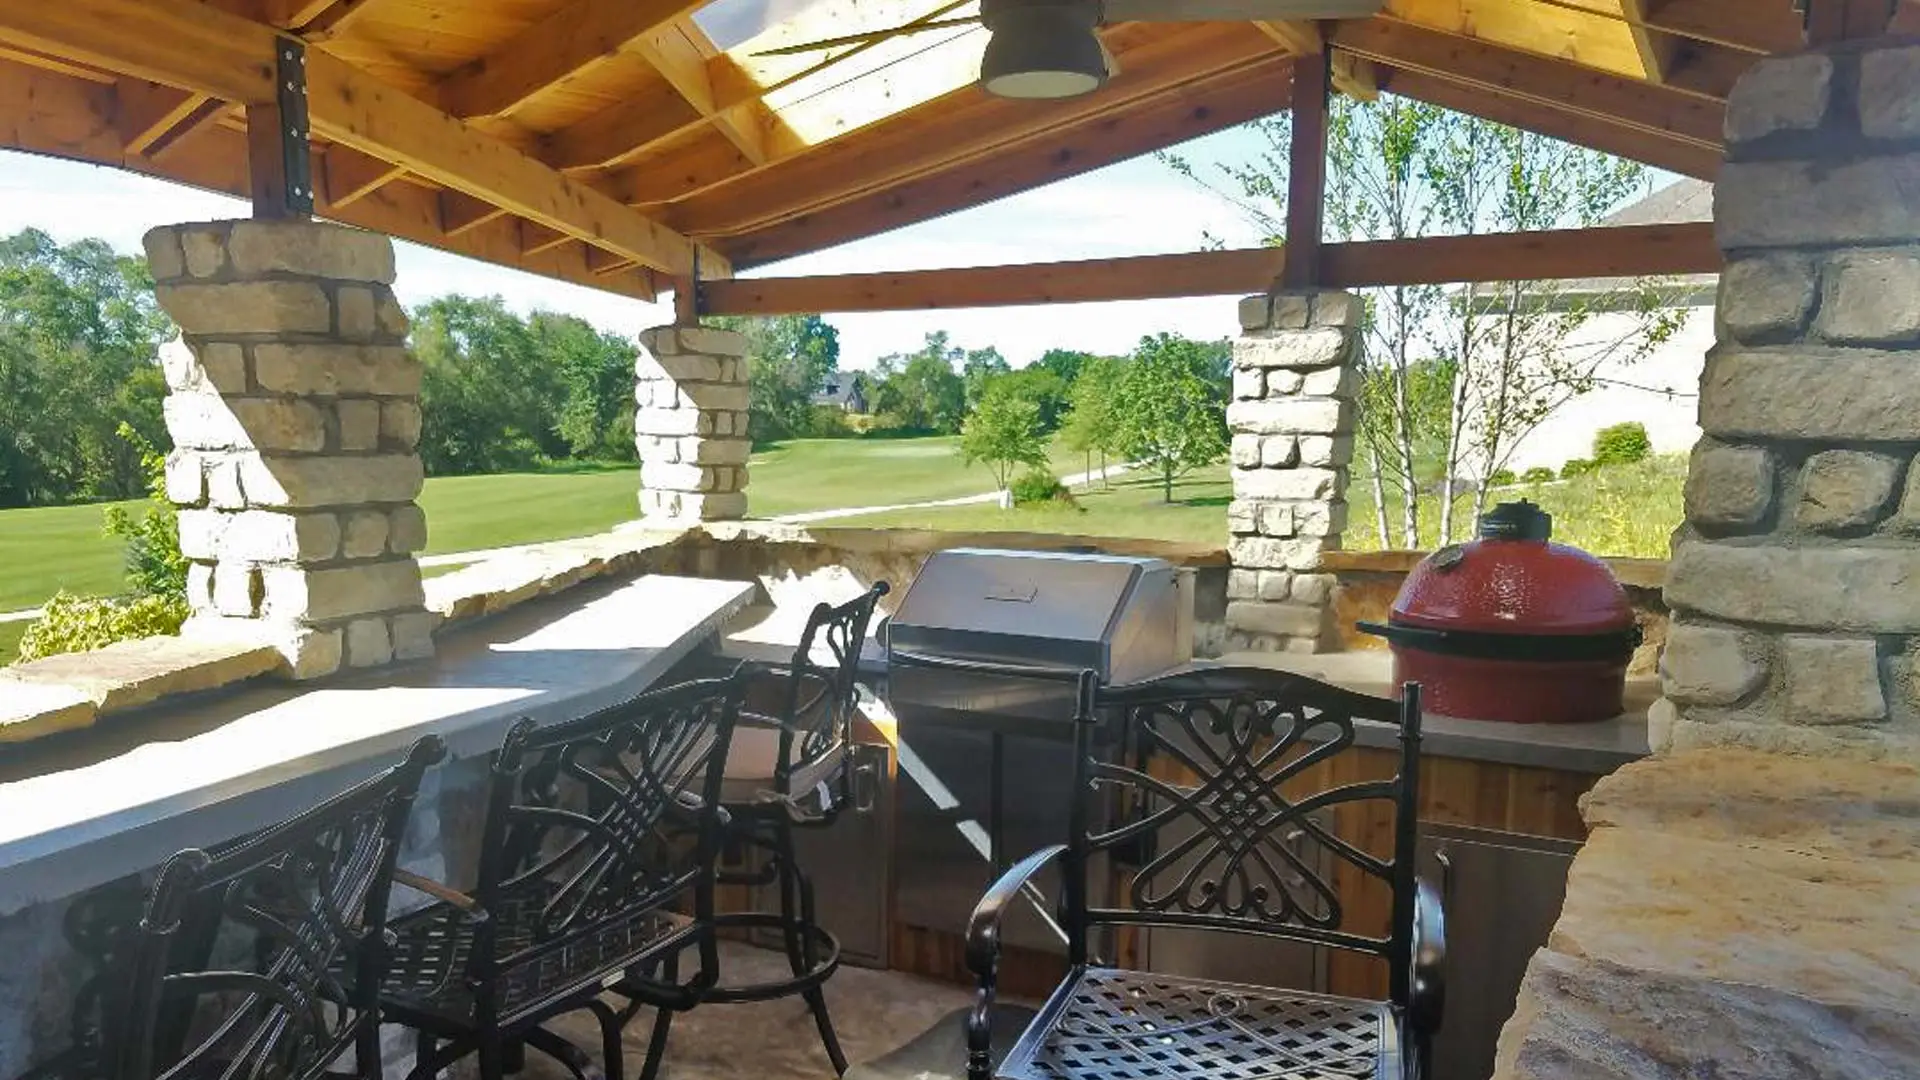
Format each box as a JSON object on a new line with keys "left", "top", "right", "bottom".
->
{"left": 1357, "top": 500, "right": 1640, "bottom": 662}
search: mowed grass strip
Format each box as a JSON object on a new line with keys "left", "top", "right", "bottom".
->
{"left": 830, "top": 467, "right": 1236, "bottom": 545}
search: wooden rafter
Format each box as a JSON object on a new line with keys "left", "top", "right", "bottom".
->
{"left": 1620, "top": 0, "right": 1678, "bottom": 83}
{"left": 1380, "top": 66, "right": 1720, "bottom": 179}
{"left": 1330, "top": 18, "right": 1726, "bottom": 146}
{"left": 667, "top": 24, "right": 1283, "bottom": 239}
{"left": 0, "top": 57, "right": 658, "bottom": 298}
{"left": 322, "top": 145, "right": 407, "bottom": 207}
{"left": 704, "top": 222, "right": 1721, "bottom": 314}
{"left": 721, "top": 52, "right": 1296, "bottom": 267}
{"left": 112, "top": 79, "right": 213, "bottom": 155}
{"left": 0, "top": 0, "right": 721, "bottom": 276}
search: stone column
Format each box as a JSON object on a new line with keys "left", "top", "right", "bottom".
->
{"left": 1659, "top": 43, "right": 1920, "bottom": 758}
{"left": 144, "top": 220, "right": 432, "bottom": 679}
{"left": 634, "top": 325, "right": 750, "bottom": 523}
{"left": 1224, "top": 290, "right": 1360, "bottom": 654}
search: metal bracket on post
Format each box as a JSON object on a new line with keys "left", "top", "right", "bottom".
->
{"left": 692, "top": 248, "right": 707, "bottom": 317}
{"left": 275, "top": 39, "right": 314, "bottom": 217}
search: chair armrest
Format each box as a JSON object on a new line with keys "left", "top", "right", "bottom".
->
{"left": 392, "top": 870, "right": 487, "bottom": 921}
{"left": 966, "top": 844, "right": 1070, "bottom": 978}
{"left": 964, "top": 845, "right": 1068, "bottom": 1080}
{"left": 1408, "top": 875, "right": 1446, "bottom": 1037}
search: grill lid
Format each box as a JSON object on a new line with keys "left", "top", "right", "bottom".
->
{"left": 890, "top": 547, "right": 1156, "bottom": 645}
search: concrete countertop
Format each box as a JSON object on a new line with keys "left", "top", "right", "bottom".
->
{"left": 1211, "top": 650, "right": 1653, "bottom": 775}
{"left": 0, "top": 574, "right": 755, "bottom": 914}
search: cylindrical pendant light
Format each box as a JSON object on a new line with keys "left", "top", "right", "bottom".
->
{"left": 980, "top": 2, "right": 1107, "bottom": 100}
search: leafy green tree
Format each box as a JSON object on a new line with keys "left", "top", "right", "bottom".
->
{"left": 710, "top": 313, "right": 840, "bottom": 441}
{"left": 993, "top": 366, "right": 1071, "bottom": 432}
{"left": 413, "top": 295, "right": 566, "bottom": 475}
{"left": 1592, "top": 421, "right": 1652, "bottom": 467}
{"left": 961, "top": 345, "right": 1010, "bottom": 410}
{"left": 0, "top": 229, "right": 173, "bottom": 506}
{"left": 1113, "top": 334, "right": 1227, "bottom": 502}
{"left": 1059, "top": 355, "right": 1125, "bottom": 486}
{"left": 961, "top": 382, "right": 1049, "bottom": 494}
{"left": 1034, "top": 348, "right": 1094, "bottom": 388}
{"left": 533, "top": 311, "right": 638, "bottom": 461}
{"left": 871, "top": 332, "right": 966, "bottom": 433}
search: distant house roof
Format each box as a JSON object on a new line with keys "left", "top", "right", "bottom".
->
{"left": 1559, "top": 178, "right": 1717, "bottom": 303}
{"left": 812, "top": 374, "right": 868, "bottom": 411}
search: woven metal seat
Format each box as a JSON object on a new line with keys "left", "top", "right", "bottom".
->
{"left": 381, "top": 882, "right": 691, "bottom": 1025}
{"left": 855, "top": 664, "right": 1444, "bottom": 1080}
{"left": 1002, "top": 968, "right": 1394, "bottom": 1080}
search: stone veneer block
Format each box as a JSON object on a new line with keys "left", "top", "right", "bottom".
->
{"left": 1796, "top": 449, "right": 1901, "bottom": 532}
{"left": 0, "top": 680, "right": 96, "bottom": 743}
{"left": 1716, "top": 155, "right": 1920, "bottom": 250}
{"left": 1698, "top": 349, "right": 1920, "bottom": 441}
{"left": 1667, "top": 545, "right": 1920, "bottom": 633}
{"left": 1816, "top": 249, "right": 1920, "bottom": 346}
{"left": 1684, "top": 442, "right": 1774, "bottom": 529}
{"left": 1660, "top": 622, "right": 1766, "bottom": 707}
{"left": 1859, "top": 45, "right": 1920, "bottom": 140}
{"left": 1717, "top": 254, "right": 1817, "bottom": 344}
{"left": 1722, "top": 53, "right": 1833, "bottom": 144}
{"left": 636, "top": 323, "right": 751, "bottom": 523}
{"left": 1781, "top": 635, "right": 1887, "bottom": 724}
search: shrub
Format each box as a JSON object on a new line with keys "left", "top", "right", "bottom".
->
{"left": 1010, "top": 467, "right": 1069, "bottom": 506}
{"left": 17, "top": 591, "right": 189, "bottom": 664}
{"left": 1561, "top": 457, "right": 1598, "bottom": 479}
{"left": 1521, "top": 466, "right": 1557, "bottom": 485}
{"left": 806, "top": 405, "right": 854, "bottom": 437}
{"left": 101, "top": 423, "right": 189, "bottom": 599}
{"left": 1488, "top": 468, "right": 1517, "bottom": 487}
{"left": 1592, "top": 421, "right": 1652, "bottom": 467}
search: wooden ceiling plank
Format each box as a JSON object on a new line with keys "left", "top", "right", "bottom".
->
{"left": 436, "top": 0, "right": 701, "bottom": 119}
{"left": 721, "top": 54, "right": 1294, "bottom": 267}
{"left": 1331, "top": 17, "right": 1726, "bottom": 145}
{"left": 630, "top": 19, "right": 767, "bottom": 164}
{"left": 1380, "top": 66, "right": 1721, "bottom": 178}
{"left": 666, "top": 24, "right": 1282, "bottom": 238}
{"left": 540, "top": 75, "right": 703, "bottom": 171}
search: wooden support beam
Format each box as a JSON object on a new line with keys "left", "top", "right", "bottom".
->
{"left": 631, "top": 20, "right": 767, "bottom": 164}
{"left": 1621, "top": 0, "right": 1679, "bottom": 82}
{"left": 704, "top": 223, "right": 1721, "bottom": 315}
{"left": 1805, "top": 0, "right": 1898, "bottom": 42}
{"left": 1331, "top": 18, "right": 1726, "bottom": 146}
{"left": 0, "top": 0, "right": 722, "bottom": 276}
{"left": 435, "top": 0, "right": 700, "bottom": 119}
{"left": 1255, "top": 20, "right": 1323, "bottom": 54}
{"left": 519, "top": 222, "right": 574, "bottom": 256}
{"left": 1322, "top": 221, "right": 1721, "bottom": 287}
{"left": 1640, "top": 0, "right": 1803, "bottom": 55}
{"left": 1382, "top": 67, "right": 1720, "bottom": 179}
{"left": 721, "top": 51, "right": 1294, "bottom": 268}
{"left": 1330, "top": 51, "right": 1379, "bottom": 100}
{"left": 1282, "top": 52, "right": 1329, "bottom": 289}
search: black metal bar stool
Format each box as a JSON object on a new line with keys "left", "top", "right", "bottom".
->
{"left": 11, "top": 735, "right": 444, "bottom": 1080}
{"left": 697, "top": 581, "right": 889, "bottom": 1077}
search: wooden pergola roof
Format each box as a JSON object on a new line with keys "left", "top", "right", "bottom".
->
{"left": 0, "top": 1, "right": 1824, "bottom": 306}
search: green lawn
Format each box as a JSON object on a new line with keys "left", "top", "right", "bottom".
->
{"left": 746, "top": 436, "right": 1089, "bottom": 517}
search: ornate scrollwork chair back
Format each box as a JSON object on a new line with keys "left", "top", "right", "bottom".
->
{"left": 1084, "top": 666, "right": 1425, "bottom": 997}
{"left": 113, "top": 735, "right": 446, "bottom": 1080}
{"left": 769, "top": 581, "right": 889, "bottom": 802}
{"left": 469, "top": 672, "right": 744, "bottom": 1012}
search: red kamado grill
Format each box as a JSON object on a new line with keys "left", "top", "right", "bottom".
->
{"left": 1358, "top": 500, "right": 1640, "bottom": 724}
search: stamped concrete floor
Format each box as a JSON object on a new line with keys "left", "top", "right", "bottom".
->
{"left": 532, "top": 942, "right": 977, "bottom": 1080}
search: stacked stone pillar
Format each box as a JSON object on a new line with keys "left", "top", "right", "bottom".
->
{"left": 144, "top": 221, "right": 432, "bottom": 679}
{"left": 1659, "top": 44, "right": 1920, "bottom": 757}
{"left": 634, "top": 325, "right": 750, "bottom": 522}
{"left": 1223, "top": 291, "right": 1360, "bottom": 653}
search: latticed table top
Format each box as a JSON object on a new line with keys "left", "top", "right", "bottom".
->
{"left": 998, "top": 967, "right": 1396, "bottom": 1080}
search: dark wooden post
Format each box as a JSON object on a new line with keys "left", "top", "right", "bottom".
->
{"left": 246, "top": 40, "right": 312, "bottom": 220}
{"left": 1804, "top": 0, "right": 1897, "bottom": 43}
{"left": 1281, "top": 49, "right": 1330, "bottom": 289}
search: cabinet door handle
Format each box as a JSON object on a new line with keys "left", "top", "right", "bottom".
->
{"left": 1433, "top": 847, "right": 1454, "bottom": 907}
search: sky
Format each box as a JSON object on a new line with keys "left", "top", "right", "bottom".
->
{"left": 0, "top": 122, "right": 1279, "bottom": 373}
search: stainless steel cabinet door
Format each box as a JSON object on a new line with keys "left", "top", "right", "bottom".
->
{"left": 1417, "top": 824, "right": 1580, "bottom": 1080}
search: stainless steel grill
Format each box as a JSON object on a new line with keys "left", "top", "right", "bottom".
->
{"left": 883, "top": 548, "right": 1195, "bottom": 951}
